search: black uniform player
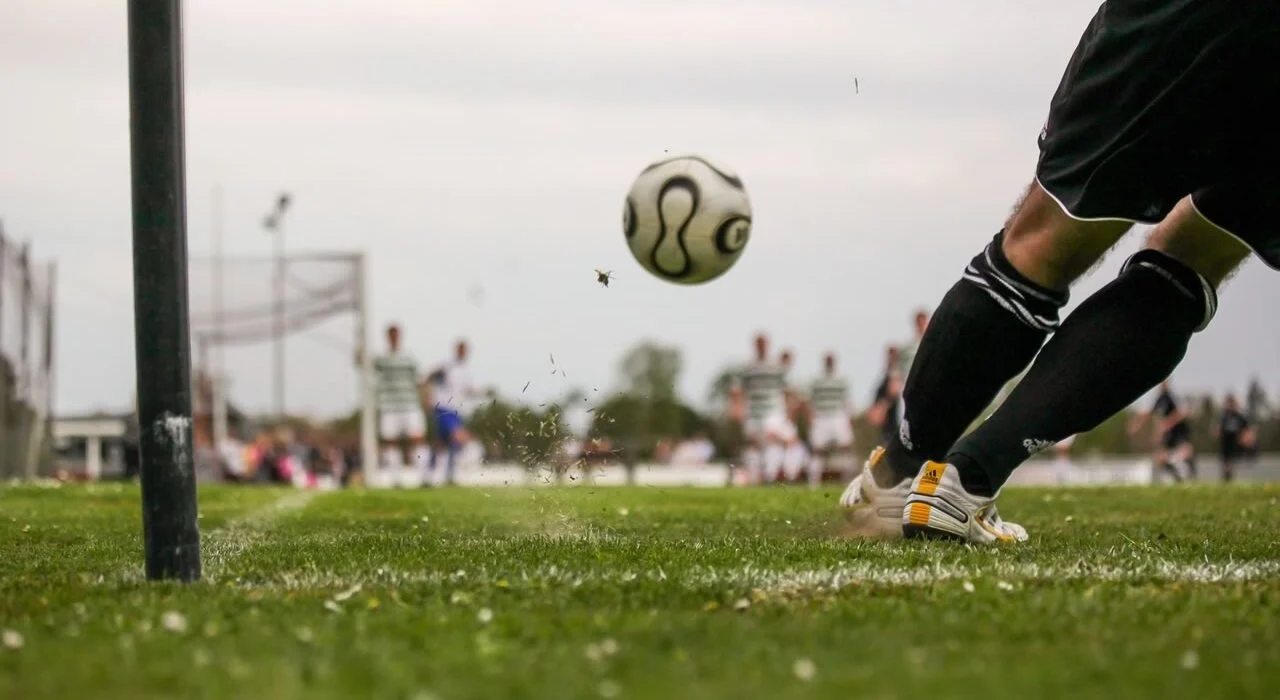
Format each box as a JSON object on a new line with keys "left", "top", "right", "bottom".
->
{"left": 844, "top": 0, "right": 1280, "bottom": 543}
{"left": 869, "top": 345, "right": 902, "bottom": 447}
{"left": 1214, "top": 394, "right": 1253, "bottom": 483}
{"left": 1131, "top": 381, "right": 1196, "bottom": 482}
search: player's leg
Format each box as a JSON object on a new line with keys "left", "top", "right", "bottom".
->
{"left": 827, "top": 417, "right": 856, "bottom": 485}
{"left": 741, "top": 441, "right": 762, "bottom": 485}
{"left": 807, "top": 445, "right": 825, "bottom": 489}
{"left": 807, "top": 417, "right": 831, "bottom": 486}
{"left": 761, "top": 416, "right": 787, "bottom": 485}
{"left": 1221, "top": 449, "right": 1235, "bottom": 483}
{"left": 431, "top": 407, "right": 458, "bottom": 486}
{"left": 377, "top": 411, "right": 407, "bottom": 484}
{"left": 783, "top": 439, "right": 806, "bottom": 484}
{"left": 839, "top": 186, "right": 1124, "bottom": 534}
{"left": 778, "top": 420, "right": 802, "bottom": 483}
{"left": 1152, "top": 443, "right": 1179, "bottom": 484}
{"left": 1172, "top": 439, "right": 1197, "bottom": 481}
{"left": 915, "top": 197, "right": 1251, "bottom": 540}
{"left": 881, "top": 182, "right": 1132, "bottom": 487}
{"left": 895, "top": 0, "right": 1280, "bottom": 540}
{"left": 443, "top": 416, "right": 467, "bottom": 486}
{"left": 737, "top": 418, "right": 760, "bottom": 485}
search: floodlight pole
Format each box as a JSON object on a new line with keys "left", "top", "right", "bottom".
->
{"left": 127, "top": 0, "right": 201, "bottom": 581}
{"left": 211, "top": 186, "right": 227, "bottom": 453}
{"left": 264, "top": 193, "right": 290, "bottom": 423}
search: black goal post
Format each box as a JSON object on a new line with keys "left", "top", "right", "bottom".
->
{"left": 128, "top": 0, "right": 202, "bottom": 582}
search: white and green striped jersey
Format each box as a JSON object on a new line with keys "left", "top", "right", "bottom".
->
{"left": 810, "top": 375, "right": 850, "bottom": 416}
{"left": 373, "top": 352, "right": 421, "bottom": 413}
{"left": 741, "top": 361, "right": 787, "bottom": 420}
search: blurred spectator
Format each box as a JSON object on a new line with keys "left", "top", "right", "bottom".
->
{"left": 671, "top": 432, "right": 715, "bottom": 465}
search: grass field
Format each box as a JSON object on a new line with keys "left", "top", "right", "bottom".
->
{"left": 1, "top": 482, "right": 1278, "bottom": 699}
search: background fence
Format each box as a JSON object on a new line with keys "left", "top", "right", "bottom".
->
{"left": 0, "top": 221, "right": 56, "bottom": 479}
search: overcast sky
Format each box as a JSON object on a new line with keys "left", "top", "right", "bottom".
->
{"left": 2, "top": 0, "right": 1277, "bottom": 420}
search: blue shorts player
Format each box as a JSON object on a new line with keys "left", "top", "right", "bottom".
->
{"left": 426, "top": 339, "right": 478, "bottom": 486}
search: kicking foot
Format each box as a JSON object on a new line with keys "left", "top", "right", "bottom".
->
{"left": 902, "top": 462, "right": 1028, "bottom": 544}
{"left": 839, "top": 447, "right": 911, "bottom": 539}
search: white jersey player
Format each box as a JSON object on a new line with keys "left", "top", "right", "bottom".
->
{"left": 733, "top": 334, "right": 790, "bottom": 484}
{"left": 426, "top": 339, "right": 480, "bottom": 486}
{"left": 777, "top": 349, "right": 809, "bottom": 483}
{"left": 808, "top": 352, "right": 855, "bottom": 484}
{"left": 373, "top": 324, "right": 426, "bottom": 475}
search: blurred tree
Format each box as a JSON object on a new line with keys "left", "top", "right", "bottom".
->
{"left": 589, "top": 393, "right": 705, "bottom": 461}
{"left": 327, "top": 408, "right": 361, "bottom": 439}
{"left": 620, "top": 341, "right": 682, "bottom": 400}
{"left": 587, "top": 341, "right": 713, "bottom": 469}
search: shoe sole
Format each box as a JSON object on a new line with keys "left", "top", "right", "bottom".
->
{"left": 843, "top": 502, "right": 907, "bottom": 539}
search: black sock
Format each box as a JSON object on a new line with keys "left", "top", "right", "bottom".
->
{"left": 880, "top": 231, "right": 1066, "bottom": 487}
{"left": 948, "top": 250, "right": 1216, "bottom": 495}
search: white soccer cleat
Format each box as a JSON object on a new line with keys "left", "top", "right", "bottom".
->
{"left": 902, "top": 462, "right": 1028, "bottom": 544}
{"left": 840, "top": 447, "right": 911, "bottom": 539}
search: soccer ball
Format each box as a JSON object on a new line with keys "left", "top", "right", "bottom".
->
{"left": 622, "top": 154, "right": 752, "bottom": 285}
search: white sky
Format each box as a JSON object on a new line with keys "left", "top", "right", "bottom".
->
{"left": 2, "top": 0, "right": 1277, "bottom": 419}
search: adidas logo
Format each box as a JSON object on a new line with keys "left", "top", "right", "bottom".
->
{"left": 920, "top": 466, "right": 942, "bottom": 485}
{"left": 1022, "top": 438, "right": 1055, "bottom": 455}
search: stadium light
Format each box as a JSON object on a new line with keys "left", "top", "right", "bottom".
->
{"left": 127, "top": 0, "right": 201, "bottom": 581}
{"left": 263, "top": 192, "right": 292, "bottom": 422}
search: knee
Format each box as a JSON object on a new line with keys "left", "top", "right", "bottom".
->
{"left": 1118, "top": 249, "right": 1218, "bottom": 332}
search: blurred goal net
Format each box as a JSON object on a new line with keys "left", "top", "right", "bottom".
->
{"left": 185, "top": 251, "right": 375, "bottom": 474}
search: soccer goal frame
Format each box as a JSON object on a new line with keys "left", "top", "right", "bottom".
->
{"left": 188, "top": 250, "right": 378, "bottom": 484}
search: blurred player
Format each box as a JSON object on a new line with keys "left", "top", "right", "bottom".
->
{"left": 808, "top": 352, "right": 855, "bottom": 487}
{"left": 1052, "top": 435, "right": 1076, "bottom": 484}
{"left": 1213, "top": 393, "right": 1253, "bottom": 483}
{"left": 777, "top": 349, "right": 808, "bottom": 483}
{"left": 843, "top": 0, "right": 1280, "bottom": 543}
{"left": 426, "top": 339, "right": 480, "bottom": 486}
{"left": 866, "top": 345, "right": 903, "bottom": 447}
{"left": 897, "top": 309, "right": 931, "bottom": 378}
{"left": 373, "top": 324, "right": 427, "bottom": 480}
{"left": 737, "top": 334, "right": 789, "bottom": 484}
{"left": 1130, "top": 380, "right": 1196, "bottom": 483}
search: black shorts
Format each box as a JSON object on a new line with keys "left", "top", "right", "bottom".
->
{"left": 1162, "top": 423, "right": 1193, "bottom": 450}
{"left": 1036, "top": 0, "right": 1280, "bottom": 269}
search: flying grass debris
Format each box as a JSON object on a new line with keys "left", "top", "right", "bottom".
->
{"left": 2, "top": 629, "right": 24, "bottom": 650}
{"left": 161, "top": 611, "right": 188, "bottom": 634}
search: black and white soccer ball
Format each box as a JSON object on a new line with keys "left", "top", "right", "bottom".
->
{"left": 622, "top": 154, "right": 752, "bottom": 285}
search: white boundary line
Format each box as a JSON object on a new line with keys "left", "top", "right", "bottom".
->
{"left": 200, "top": 491, "right": 317, "bottom": 582}
{"left": 217, "top": 558, "right": 1280, "bottom": 593}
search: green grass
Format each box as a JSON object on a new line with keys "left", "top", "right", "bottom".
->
{"left": 1, "top": 483, "right": 1278, "bottom": 699}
